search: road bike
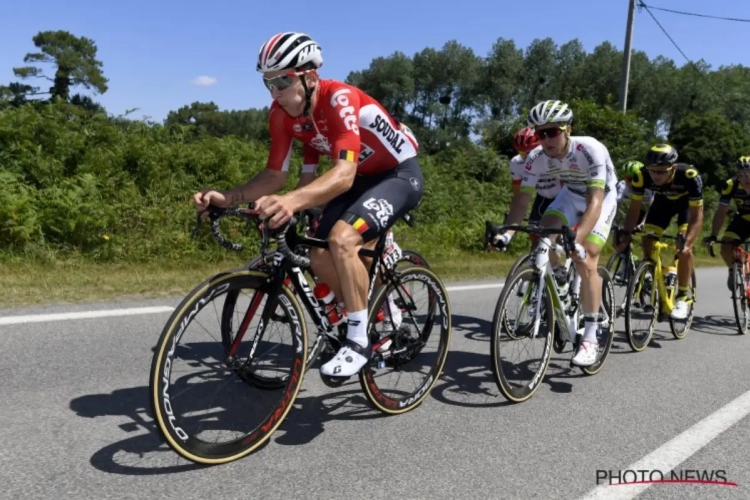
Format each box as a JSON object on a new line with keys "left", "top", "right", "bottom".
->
{"left": 149, "top": 204, "right": 452, "bottom": 465}
{"left": 606, "top": 226, "right": 643, "bottom": 318}
{"left": 489, "top": 223, "right": 615, "bottom": 403}
{"left": 623, "top": 231, "right": 696, "bottom": 351}
{"left": 707, "top": 238, "right": 750, "bottom": 335}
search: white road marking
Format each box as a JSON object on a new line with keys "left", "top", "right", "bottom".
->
{"left": 0, "top": 283, "right": 505, "bottom": 325}
{"left": 0, "top": 306, "right": 176, "bottom": 325}
{"left": 578, "top": 388, "right": 750, "bottom": 499}
{"left": 446, "top": 283, "right": 504, "bottom": 292}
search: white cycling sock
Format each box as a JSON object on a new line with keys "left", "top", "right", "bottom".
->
{"left": 346, "top": 309, "right": 369, "bottom": 348}
{"left": 583, "top": 314, "right": 599, "bottom": 344}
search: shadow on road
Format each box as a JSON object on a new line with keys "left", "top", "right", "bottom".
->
{"left": 690, "top": 314, "right": 742, "bottom": 336}
{"left": 70, "top": 375, "right": 388, "bottom": 476}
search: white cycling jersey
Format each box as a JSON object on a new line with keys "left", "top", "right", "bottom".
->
{"left": 520, "top": 136, "right": 618, "bottom": 198}
{"left": 510, "top": 147, "right": 562, "bottom": 199}
{"left": 616, "top": 179, "right": 654, "bottom": 206}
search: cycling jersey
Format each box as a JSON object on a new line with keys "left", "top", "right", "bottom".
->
{"left": 630, "top": 163, "right": 703, "bottom": 207}
{"left": 266, "top": 79, "right": 419, "bottom": 176}
{"left": 719, "top": 177, "right": 750, "bottom": 219}
{"left": 520, "top": 136, "right": 618, "bottom": 198}
{"left": 616, "top": 180, "right": 654, "bottom": 206}
{"left": 510, "top": 148, "right": 562, "bottom": 199}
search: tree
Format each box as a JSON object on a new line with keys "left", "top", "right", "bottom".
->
{"left": 1, "top": 30, "right": 108, "bottom": 103}
{"left": 669, "top": 112, "right": 750, "bottom": 188}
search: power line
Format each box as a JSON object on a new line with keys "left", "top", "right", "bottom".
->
{"left": 638, "top": 2, "right": 750, "bottom": 23}
{"left": 638, "top": 3, "right": 712, "bottom": 75}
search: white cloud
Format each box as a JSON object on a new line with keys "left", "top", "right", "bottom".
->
{"left": 191, "top": 75, "right": 217, "bottom": 87}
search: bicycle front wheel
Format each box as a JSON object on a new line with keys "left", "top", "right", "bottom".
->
{"left": 669, "top": 268, "right": 696, "bottom": 339}
{"left": 149, "top": 270, "right": 308, "bottom": 465}
{"left": 731, "top": 262, "right": 749, "bottom": 335}
{"left": 490, "top": 266, "right": 554, "bottom": 403}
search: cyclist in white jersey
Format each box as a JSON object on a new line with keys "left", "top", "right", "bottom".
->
{"left": 492, "top": 100, "right": 618, "bottom": 367}
{"left": 486, "top": 127, "right": 563, "bottom": 249}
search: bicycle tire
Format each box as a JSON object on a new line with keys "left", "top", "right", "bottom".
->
{"left": 580, "top": 266, "right": 616, "bottom": 376}
{"left": 624, "top": 259, "right": 659, "bottom": 352}
{"left": 149, "top": 270, "right": 308, "bottom": 465}
{"left": 490, "top": 266, "right": 554, "bottom": 403}
{"left": 669, "top": 268, "right": 696, "bottom": 339}
{"left": 360, "top": 265, "right": 452, "bottom": 414}
{"left": 731, "top": 262, "right": 749, "bottom": 335}
{"left": 399, "top": 249, "right": 431, "bottom": 269}
{"left": 506, "top": 252, "right": 533, "bottom": 280}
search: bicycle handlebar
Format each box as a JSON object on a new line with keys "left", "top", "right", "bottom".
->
{"left": 493, "top": 223, "right": 579, "bottom": 257}
{"left": 192, "top": 204, "right": 312, "bottom": 268}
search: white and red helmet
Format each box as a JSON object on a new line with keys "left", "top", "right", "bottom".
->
{"left": 256, "top": 32, "right": 323, "bottom": 73}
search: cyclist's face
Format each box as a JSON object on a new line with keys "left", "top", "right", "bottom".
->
{"left": 739, "top": 171, "right": 750, "bottom": 190}
{"left": 647, "top": 165, "right": 673, "bottom": 185}
{"left": 263, "top": 70, "right": 316, "bottom": 117}
{"left": 534, "top": 124, "right": 569, "bottom": 158}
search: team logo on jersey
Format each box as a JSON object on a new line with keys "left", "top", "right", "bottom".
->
{"left": 330, "top": 88, "right": 359, "bottom": 134}
{"left": 370, "top": 115, "right": 406, "bottom": 154}
{"left": 310, "top": 134, "right": 331, "bottom": 154}
{"left": 358, "top": 144, "right": 375, "bottom": 163}
{"left": 410, "top": 177, "right": 420, "bottom": 191}
{"left": 293, "top": 124, "right": 302, "bottom": 132}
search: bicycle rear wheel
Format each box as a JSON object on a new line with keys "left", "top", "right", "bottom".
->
{"left": 490, "top": 266, "right": 554, "bottom": 403}
{"left": 149, "top": 270, "right": 308, "bottom": 464}
{"left": 580, "top": 266, "right": 616, "bottom": 376}
{"left": 360, "top": 265, "right": 451, "bottom": 414}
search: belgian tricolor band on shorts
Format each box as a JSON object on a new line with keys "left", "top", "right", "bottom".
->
{"left": 338, "top": 150, "right": 356, "bottom": 162}
{"left": 352, "top": 217, "right": 369, "bottom": 234}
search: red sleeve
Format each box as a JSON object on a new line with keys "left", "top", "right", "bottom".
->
{"left": 265, "top": 104, "right": 294, "bottom": 172}
{"left": 325, "top": 86, "right": 362, "bottom": 163}
{"left": 301, "top": 144, "right": 319, "bottom": 174}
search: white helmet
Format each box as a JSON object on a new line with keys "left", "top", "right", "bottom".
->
{"left": 527, "top": 100, "right": 574, "bottom": 127}
{"left": 256, "top": 32, "right": 323, "bottom": 73}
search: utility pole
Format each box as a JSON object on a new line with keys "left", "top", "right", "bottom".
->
{"left": 618, "top": 0, "right": 636, "bottom": 112}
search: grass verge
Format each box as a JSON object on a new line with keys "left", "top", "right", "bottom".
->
{"left": 0, "top": 250, "right": 721, "bottom": 309}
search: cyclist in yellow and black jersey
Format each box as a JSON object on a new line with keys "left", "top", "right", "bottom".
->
{"left": 617, "top": 144, "right": 704, "bottom": 320}
{"left": 703, "top": 156, "right": 750, "bottom": 290}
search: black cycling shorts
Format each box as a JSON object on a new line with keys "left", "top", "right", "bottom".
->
{"left": 529, "top": 194, "right": 554, "bottom": 224}
{"left": 723, "top": 216, "right": 750, "bottom": 243}
{"left": 644, "top": 194, "right": 689, "bottom": 235}
{"left": 314, "top": 157, "right": 424, "bottom": 242}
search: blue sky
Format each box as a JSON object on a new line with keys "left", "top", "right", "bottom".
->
{"left": 2, "top": 0, "right": 749, "bottom": 122}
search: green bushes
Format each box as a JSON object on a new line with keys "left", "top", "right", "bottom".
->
{"left": 0, "top": 99, "right": 729, "bottom": 264}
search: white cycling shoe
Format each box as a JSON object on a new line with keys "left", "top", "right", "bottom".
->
{"left": 320, "top": 340, "right": 371, "bottom": 377}
{"left": 571, "top": 341, "right": 599, "bottom": 367}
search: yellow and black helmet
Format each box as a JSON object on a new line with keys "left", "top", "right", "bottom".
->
{"left": 645, "top": 144, "right": 678, "bottom": 166}
{"left": 737, "top": 156, "right": 750, "bottom": 170}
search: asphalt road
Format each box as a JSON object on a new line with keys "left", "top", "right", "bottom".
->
{"left": 1, "top": 266, "right": 749, "bottom": 500}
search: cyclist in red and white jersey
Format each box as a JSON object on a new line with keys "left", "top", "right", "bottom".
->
{"left": 193, "top": 32, "right": 424, "bottom": 378}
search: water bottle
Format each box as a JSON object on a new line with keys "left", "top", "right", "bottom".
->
{"left": 664, "top": 266, "right": 677, "bottom": 290}
{"left": 313, "top": 283, "right": 346, "bottom": 326}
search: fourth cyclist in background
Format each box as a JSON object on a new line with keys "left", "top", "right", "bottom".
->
{"left": 703, "top": 156, "right": 750, "bottom": 290}
{"left": 616, "top": 144, "right": 704, "bottom": 320}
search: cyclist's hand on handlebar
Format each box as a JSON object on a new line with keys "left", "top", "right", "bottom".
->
{"left": 255, "top": 194, "right": 295, "bottom": 229}
{"left": 492, "top": 233, "right": 512, "bottom": 251}
{"left": 702, "top": 235, "right": 717, "bottom": 245}
{"left": 193, "top": 189, "right": 229, "bottom": 215}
